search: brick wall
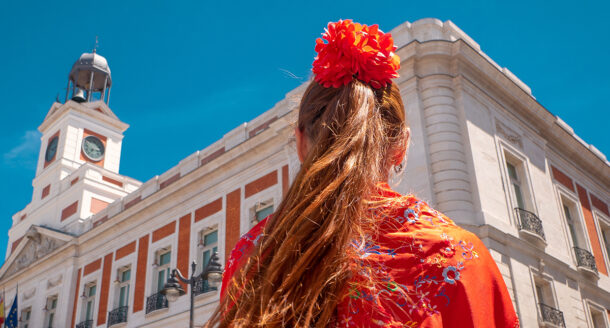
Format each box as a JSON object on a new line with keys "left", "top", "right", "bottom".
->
{"left": 97, "top": 253, "right": 113, "bottom": 325}
{"left": 225, "top": 189, "right": 241, "bottom": 261}
{"left": 133, "top": 234, "right": 149, "bottom": 312}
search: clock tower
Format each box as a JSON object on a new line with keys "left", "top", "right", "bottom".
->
{"left": 6, "top": 51, "right": 142, "bottom": 259}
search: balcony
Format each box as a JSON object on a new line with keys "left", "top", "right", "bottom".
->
{"left": 193, "top": 278, "right": 217, "bottom": 296}
{"left": 539, "top": 303, "right": 565, "bottom": 327}
{"left": 146, "top": 292, "right": 168, "bottom": 314}
{"left": 515, "top": 208, "right": 546, "bottom": 244}
{"left": 75, "top": 320, "right": 93, "bottom": 328}
{"left": 108, "top": 306, "right": 128, "bottom": 326}
{"left": 574, "top": 246, "right": 598, "bottom": 275}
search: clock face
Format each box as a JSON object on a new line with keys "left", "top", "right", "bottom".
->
{"left": 82, "top": 135, "right": 105, "bottom": 162}
{"left": 45, "top": 136, "right": 59, "bottom": 162}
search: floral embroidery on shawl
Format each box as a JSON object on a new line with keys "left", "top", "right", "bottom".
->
{"left": 221, "top": 191, "right": 519, "bottom": 328}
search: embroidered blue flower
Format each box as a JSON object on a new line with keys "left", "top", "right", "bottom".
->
{"left": 404, "top": 208, "right": 419, "bottom": 223}
{"left": 442, "top": 266, "right": 460, "bottom": 284}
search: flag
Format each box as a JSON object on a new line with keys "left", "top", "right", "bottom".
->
{"left": 5, "top": 290, "right": 17, "bottom": 328}
{"left": 0, "top": 289, "right": 4, "bottom": 325}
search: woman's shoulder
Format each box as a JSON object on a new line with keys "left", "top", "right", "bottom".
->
{"left": 376, "top": 196, "right": 463, "bottom": 240}
{"left": 375, "top": 196, "right": 488, "bottom": 267}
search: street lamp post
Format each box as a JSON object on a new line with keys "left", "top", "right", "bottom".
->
{"left": 161, "top": 251, "right": 223, "bottom": 328}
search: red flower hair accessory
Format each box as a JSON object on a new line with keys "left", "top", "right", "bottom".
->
{"left": 312, "top": 19, "right": 400, "bottom": 89}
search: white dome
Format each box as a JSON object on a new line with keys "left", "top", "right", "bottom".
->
{"left": 68, "top": 52, "right": 112, "bottom": 91}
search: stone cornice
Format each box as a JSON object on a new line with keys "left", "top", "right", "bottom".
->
{"left": 397, "top": 38, "right": 609, "bottom": 188}
{"left": 0, "top": 225, "right": 78, "bottom": 282}
{"left": 39, "top": 100, "right": 129, "bottom": 134}
{"left": 73, "top": 115, "right": 294, "bottom": 255}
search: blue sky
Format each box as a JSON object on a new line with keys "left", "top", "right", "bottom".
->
{"left": 0, "top": 0, "right": 608, "bottom": 262}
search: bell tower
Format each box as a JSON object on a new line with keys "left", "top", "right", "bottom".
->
{"left": 65, "top": 47, "right": 112, "bottom": 105}
{"left": 7, "top": 50, "right": 141, "bottom": 259}
{"left": 35, "top": 50, "right": 124, "bottom": 182}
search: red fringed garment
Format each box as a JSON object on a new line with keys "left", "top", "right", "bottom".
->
{"left": 221, "top": 186, "right": 519, "bottom": 327}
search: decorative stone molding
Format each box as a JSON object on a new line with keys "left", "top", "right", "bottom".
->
{"left": 4, "top": 228, "right": 67, "bottom": 278}
{"left": 537, "top": 258, "right": 545, "bottom": 272}
{"left": 496, "top": 121, "right": 523, "bottom": 148}
{"left": 47, "top": 274, "right": 63, "bottom": 289}
{"left": 23, "top": 287, "right": 36, "bottom": 300}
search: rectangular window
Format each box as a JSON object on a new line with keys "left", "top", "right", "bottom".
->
{"left": 83, "top": 283, "right": 96, "bottom": 321}
{"left": 561, "top": 197, "right": 586, "bottom": 249}
{"left": 534, "top": 281, "right": 548, "bottom": 305}
{"left": 603, "top": 228, "right": 610, "bottom": 261}
{"left": 252, "top": 200, "right": 274, "bottom": 227}
{"left": 533, "top": 277, "right": 565, "bottom": 327}
{"left": 201, "top": 230, "right": 219, "bottom": 271}
{"left": 156, "top": 250, "right": 171, "bottom": 292}
{"left": 590, "top": 304, "right": 608, "bottom": 328}
{"left": 45, "top": 295, "right": 58, "bottom": 328}
{"left": 20, "top": 307, "right": 31, "bottom": 328}
{"left": 117, "top": 267, "right": 131, "bottom": 308}
{"left": 506, "top": 162, "right": 525, "bottom": 209}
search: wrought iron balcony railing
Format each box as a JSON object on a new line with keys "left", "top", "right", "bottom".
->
{"left": 108, "top": 306, "right": 128, "bottom": 326}
{"left": 75, "top": 320, "right": 93, "bottom": 328}
{"left": 193, "top": 278, "right": 218, "bottom": 296}
{"left": 574, "top": 246, "right": 598, "bottom": 273}
{"left": 515, "top": 208, "right": 545, "bottom": 241}
{"left": 145, "top": 292, "right": 168, "bottom": 314}
{"left": 539, "top": 303, "right": 565, "bottom": 327}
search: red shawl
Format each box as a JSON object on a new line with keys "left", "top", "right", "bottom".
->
{"left": 221, "top": 187, "right": 519, "bottom": 327}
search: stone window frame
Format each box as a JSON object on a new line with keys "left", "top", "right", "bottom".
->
{"left": 20, "top": 306, "right": 32, "bottom": 328}
{"left": 529, "top": 269, "right": 560, "bottom": 324}
{"left": 114, "top": 264, "right": 132, "bottom": 309}
{"left": 498, "top": 141, "right": 538, "bottom": 227}
{"left": 81, "top": 280, "right": 98, "bottom": 323}
{"left": 585, "top": 299, "right": 609, "bottom": 328}
{"left": 108, "top": 250, "right": 135, "bottom": 317}
{"left": 151, "top": 246, "right": 172, "bottom": 294}
{"left": 197, "top": 224, "right": 219, "bottom": 275}
{"left": 44, "top": 294, "right": 58, "bottom": 328}
{"left": 250, "top": 199, "right": 274, "bottom": 228}
{"left": 241, "top": 183, "right": 281, "bottom": 235}
{"left": 191, "top": 205, "right": 223, "bottom": 277}
{"left": 555, "top": 186, "right": 594, "bottom": 261}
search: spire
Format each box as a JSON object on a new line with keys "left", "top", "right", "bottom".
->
{"left": 93, "top": 35, "right": 99, "bottom": 54}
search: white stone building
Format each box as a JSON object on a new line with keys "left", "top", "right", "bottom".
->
{"left": 1, "top": 18, "right": 609, "bottom": 327}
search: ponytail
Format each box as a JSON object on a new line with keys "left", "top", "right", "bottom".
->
{"left": 208, "top": 79, "right": 407, "bottom": 327}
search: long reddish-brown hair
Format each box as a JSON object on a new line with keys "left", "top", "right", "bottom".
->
{"left": 206, "top": 79, "right": 408, "bottom": 327}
